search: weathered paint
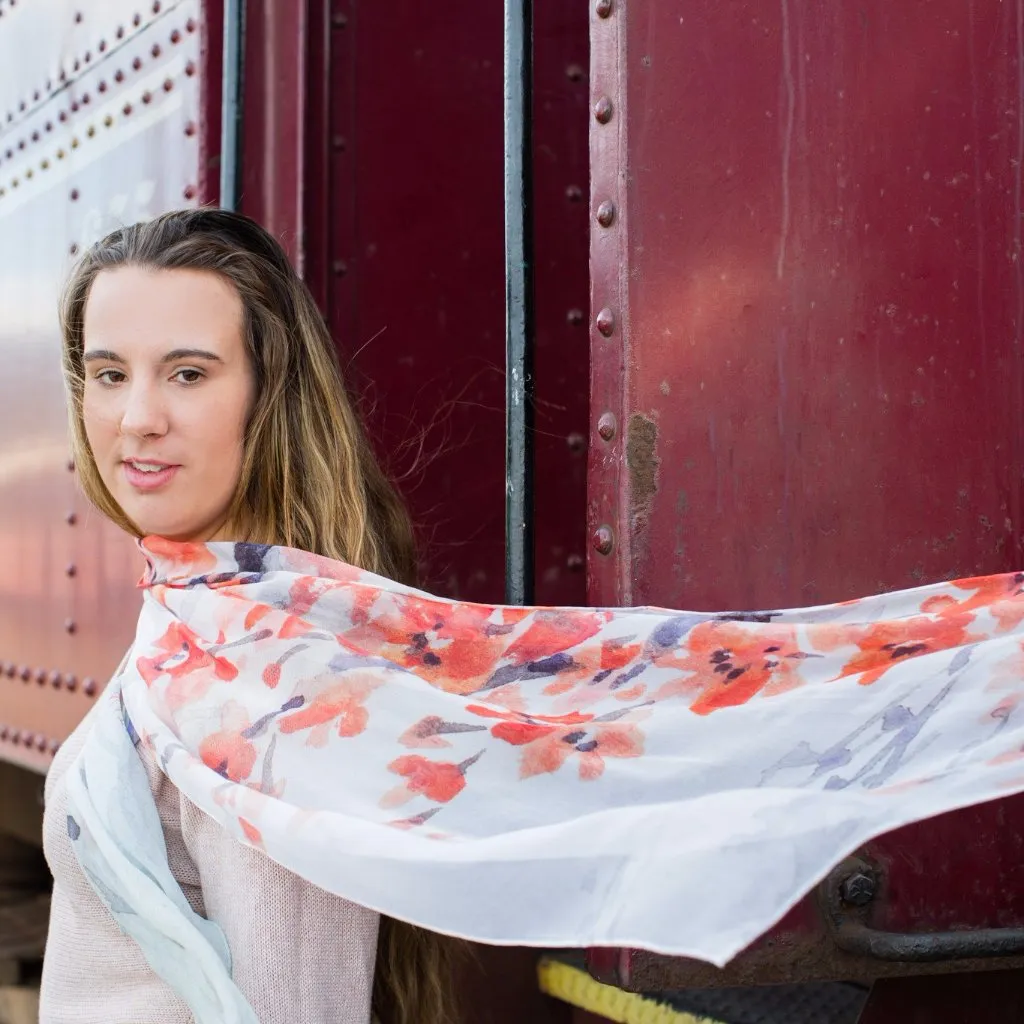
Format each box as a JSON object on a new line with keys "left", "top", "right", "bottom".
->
{"left": 588, "top": 0, "right": 1024, "bottom": 990}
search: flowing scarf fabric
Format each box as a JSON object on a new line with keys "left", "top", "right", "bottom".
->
{"left": 66, "top": 538, "right": 1024, "bottom": 1021}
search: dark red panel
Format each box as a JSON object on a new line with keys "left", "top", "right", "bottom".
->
{"left": 321, "top": 2, "right": 589, "bottom": 605}
{"left": 589, "top": 0, "right": 1024, "bottom": 988}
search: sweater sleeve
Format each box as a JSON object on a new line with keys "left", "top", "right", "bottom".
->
{"left": 179, "top": 796, "right": 379, "bottom": 1024}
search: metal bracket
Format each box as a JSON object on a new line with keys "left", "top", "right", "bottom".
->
{"left": 822, "top": 857, "right": 1024, "bottom": 962}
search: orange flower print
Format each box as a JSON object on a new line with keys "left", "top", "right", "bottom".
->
{"left": 381, "top": 751, "right": 483, "bottom": 808}
{"left": 141, "top": 535, "right": 218, "bottom": 582}
{"left": 653, "top": 621, "right": 807, "bottom": 715}
{"left": 198, "top": 701, "right": 258, "bottom": 783}
{"left": 950, "top": 573, "right": 1024, "bottom": 634}
{"left": 828, "top": 604, "right": 977, "bottom": 687}
{"left": 136, "top": 621, "right": 238, "bottom": 711}
{"left": 467, "top": 704, "right": 645, "bottom": 780}
{"left": 278, "top": 672, "right": 381, "bottom": 745}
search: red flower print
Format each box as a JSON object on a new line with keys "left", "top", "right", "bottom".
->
{"left": 381, "top": 752, "right": 482, "bottom": 808}
{"left": 467, "top": 704, "right": 644, "bottom": 780}
{"left": 278, "top": 673, "right": 380, "bottom": 744}
{"left": 140, "top": 535, "right": 218, "bottom": 583}
{"left": 136, "top": 621, "right": 238, "bottom": 711}
{"left": 653, "top": 621, "right": 805, "bottom": 714}
{"left": 825, "top": 606, "right": 977, "bottom": 687}
{"left": 198, "top": 701, "right": 258, "bottom": 783}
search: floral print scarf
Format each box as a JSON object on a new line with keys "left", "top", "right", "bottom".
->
{"left": 66, "top": 538, "right": 1024, "bottom": 1023}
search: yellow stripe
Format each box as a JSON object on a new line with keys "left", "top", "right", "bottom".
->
{"left": 536, "top": 958, "right": 725, "bottom": 1024}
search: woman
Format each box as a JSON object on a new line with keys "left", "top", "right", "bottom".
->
{"left": 42, "top": 209, "right": 453, "bottom": 1024}
{"left": 39, "top": 208, "right": 1024, "bottom": 1024}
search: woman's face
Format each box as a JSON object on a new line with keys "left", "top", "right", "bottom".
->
{"left": 82, "top": 266, "right": 255, "bottom": 542}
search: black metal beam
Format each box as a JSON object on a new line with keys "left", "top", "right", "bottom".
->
{"left": 220, "top": 0, "right": 245, "bottom": 211}
{"left": 504, "top": 0, "right": 535, "bottom": 606}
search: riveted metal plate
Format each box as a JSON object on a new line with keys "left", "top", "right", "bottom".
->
{"left": 0, "top": 0, "right": 202, "bottom": 772}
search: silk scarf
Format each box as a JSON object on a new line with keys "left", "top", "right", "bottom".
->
{"left": 66, "top": 538, "right": 1024, "bottom": 1022}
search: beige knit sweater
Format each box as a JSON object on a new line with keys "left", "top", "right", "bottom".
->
{"left": 40, "top": 700, "right": 379, "bottom": 1023}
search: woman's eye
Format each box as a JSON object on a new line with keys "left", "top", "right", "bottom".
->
{"left": 173, "top": 368, "right": 204, "bottom": 385}
{"left": 95, "top": 369, "right": 126, "bottom": 386}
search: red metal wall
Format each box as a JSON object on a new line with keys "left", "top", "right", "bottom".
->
{"left": 588, "top": 0, "right": 1024, "bottom": 990}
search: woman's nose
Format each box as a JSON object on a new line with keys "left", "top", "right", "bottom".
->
{"left": 119, "top": 382, "right": 169, "bottom": 439}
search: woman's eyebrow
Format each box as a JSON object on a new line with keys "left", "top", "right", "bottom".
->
{"left": 83, "top": 348, "right": 123, "bottom": 363}
{"left": 161, "top": 348, "right": 224, "bottom": 364}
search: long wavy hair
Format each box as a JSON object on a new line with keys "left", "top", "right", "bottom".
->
{"left": 59, "top": 207, "right": 459, "bottom": 1024}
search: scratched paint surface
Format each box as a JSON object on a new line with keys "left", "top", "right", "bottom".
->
{"left": 588, "top": 0, "right": 1024, "bottom": 980}
{"left": 596, "top": 0, "right": 1024, "bottom": 612}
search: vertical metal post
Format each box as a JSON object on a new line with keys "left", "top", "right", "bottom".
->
{"left": 220, "top": 0, "right": 245, "bottom": 211}
{"left": 504, "top": 0, "right": 535, "bottom": 606}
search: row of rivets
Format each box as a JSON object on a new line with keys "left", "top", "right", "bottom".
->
{"left": 0, "top": 7, "right": 194, "bottom": 127}
{"left": 0, "top": 68, "right": 194, "bottom": 200}
{"left": 1, "top": 662, "right": 98, "bottom": 696}
{"left": 1, "top": 22, "right": 197, "bottom": 161}
{"left": 0, "top": 725, "right": 61, "bottom": 757}
{"left": 593, "top": 0, "right": 618, "bottom": 559}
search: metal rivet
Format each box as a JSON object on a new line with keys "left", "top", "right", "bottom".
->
{"left": 34, "top": 668, "right": 46, "bottom": 684}
{"left": 98, "top": 80, "right": 107, "bottom": 92}
{"left": 9, "top": 730, "right": 19, "bottom": 745}
{"left": 64, "top": 619, "right": 77, "bottom": 635}
{"left": 186, "top": 17, "right": 197, "bottom": 32}
{"left": 114, "top": 69, "right": 125, "bottom": 83}
{"left": 185, "top": 61, "right": 196, "bottom": 76}
{"left": 596, "top": 200, "right": 616, "bottom": 227}
{"left": 183, "top": 184, "right": 196, "bottom": 200}
{"left": 66, "top": 510, "right": 78, "bottom": 524}
{"left": 597, "top": 412, "right": 617, "bottom": 441}
{"left": 565, "top": 184, "right": 583, "bottom": 202}
{"left": 332, "top": 135, "right": 346, "bottom": 151}
{"left": 333, "top": 12, "right": 348, "bottom": 28}
{"left": 594, "top": 96, "right": 614, "bottom": 124}
{"left": 74, "top": 10, "right": 83, "bottom": 21}
{"left": 117, "top": 24, "right": 125, "bottom": 38}
{"left": 567, "top": 432, "right": 586, "bottom": 453}
{"left": 49, "top": 670, "right": 62, "bottom": 688}
{"left": 64, "top": 675, "right": 78, "bottom": 693}
{"left": 99, "top": 39, "right": 107, "bottom": 52}
{"left": 141, "top": 91, "right": 152, "bottom": 105}
{"left": 566, "top": 64, "right": 585, "bottom": 82}
{"left": 123, "top": 103, "right": 133, "bottom": 116}
{"left": 133, "top": 13, "right": 142, "bottom": 26}
{"left": 69, "top": 243, "right": 79, "bottom": 256}
{"left": 566, "top": 554, "right": 584, "bottom": 572}
{"left": 332, "top": 260, "right": 348, "bottom": 276}
{"left": 69, "top": 188, "right": 79, "bottom": 201}
{"left": 596, "top": 0, "right": 613, "bottom": 16}
{"left": 21, "top": 732, "right": 34, "bottom": 747}
{"left": 150, "top": 43, "right": 161, "bottom": 58}
{"left": 3, "top": 663, "right": 13, "bottom": 678}
{"left": 170, "top": 28, "right": 181, "bottom": 43}
{"left": 0, "top": 727, "right": 8, "bottom": 742}
{"left": 18, "top": 667, "right": 29, "bottom": 682}
{"left": 132, "top": 57, "right": 142, "bottom": 71}
{"left": 592, "top": 526, "right": 615, "bottom": 556}
{"left": 83, "top": 678, "right": 98, "bottom": 697}
{"left": 48, "top": 739, "right": 60, "bottom": 756}
{"left": 163, "top": 78, "right": 174, "bottom": 92}
{"left": 153, "top": 0, "right": 162, "bottom": 11}
{"left": 184, "top": 121, "right": 196, "bottom": 137}
{"left": 65, "top": 563, "right": 77, "bottom": 577}
{"left": 596, "top": 307, "right": 615, "bottom": 336}
{"left": 35, "top": 735, "right": 47, "bottom": 752}
{"left": 566, "top": 308, "right": 584, "bottom": 326}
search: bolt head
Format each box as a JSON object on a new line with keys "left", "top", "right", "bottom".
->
{"left": 596, "top": 307, "right": 615, "bottom": 337}
{"left": 594, "top": 96, "right": 614, "bottom": 124}
{"left": 840, "top": 871, "right": 877, "bottom": 907}
{"left": 597, "top": 413, "right": 617, "bottom": 441}
{"left": 592, "top": 525, "right": 614, "bottom": 556}
{"left": 596, "top": 0, "right": 613, "bottom": 16}
{"left": 596, "top": 201, "right": 616, "bottom": 228}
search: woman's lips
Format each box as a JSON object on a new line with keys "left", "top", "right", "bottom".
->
{"left": 122, "top": 460, "right": 180, "bottom": 491}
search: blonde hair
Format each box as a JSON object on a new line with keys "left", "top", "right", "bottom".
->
{"left": 59, "top": 208, "right": 460, "bottom": 1024}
